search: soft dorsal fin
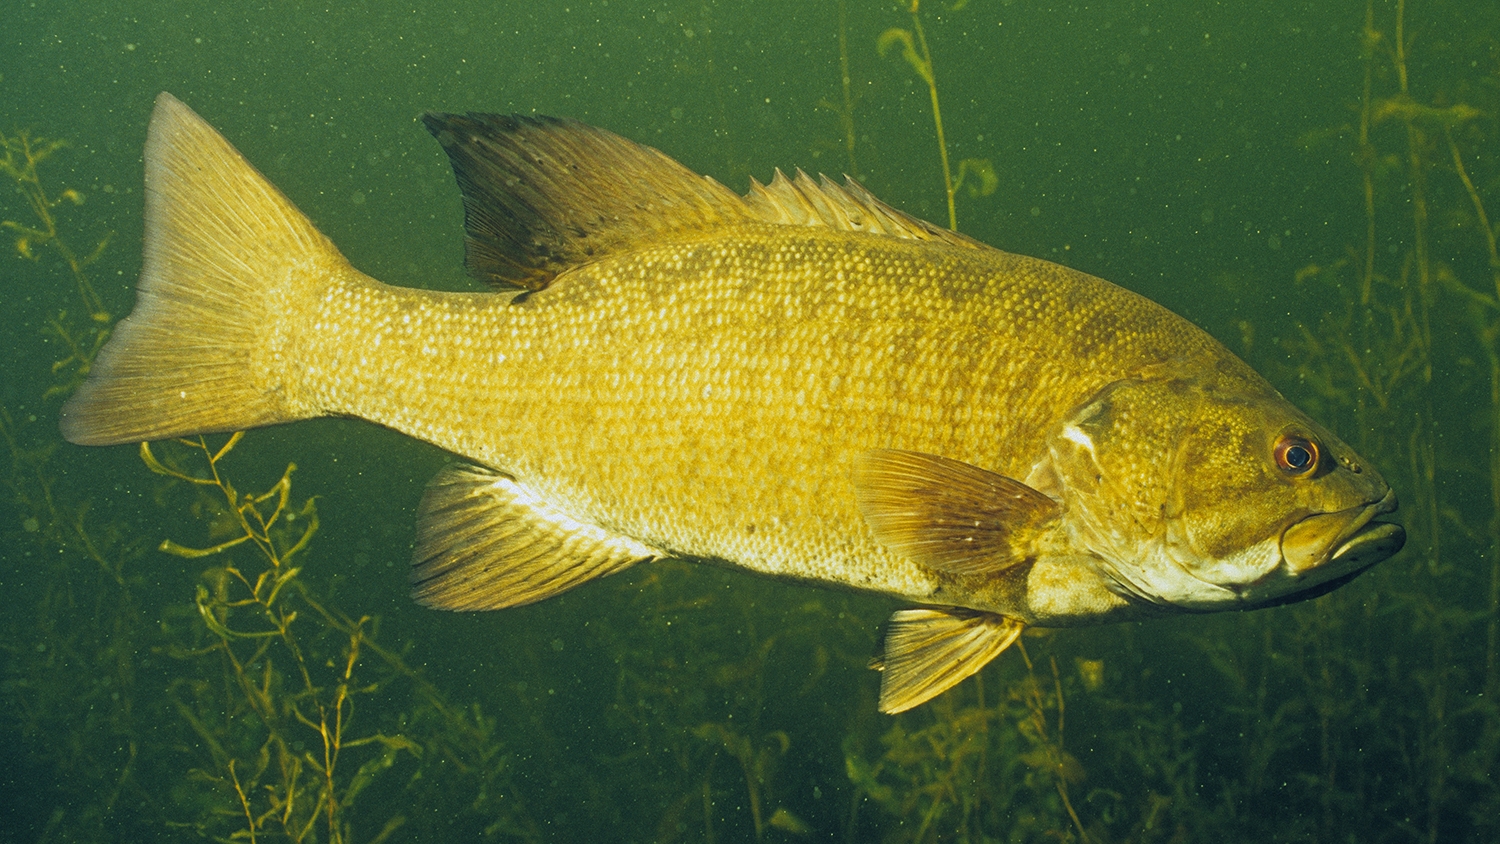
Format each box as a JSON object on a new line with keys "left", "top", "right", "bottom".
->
{"left": 423, "top": 113, "right": 756, "bottom": 291}
{"left": 852, "top": 449, "right": 1061, "bottom": 577}
{"left": 411, "top": 464, "right": 661, "bottom": 611}
{"left": 872, "top": 608, "right": 1025, "bottom": 713}
{"left": 422, "top": 114, "right": 986, "bottom": 291}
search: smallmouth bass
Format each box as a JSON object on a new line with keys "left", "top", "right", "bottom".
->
{"left": 62, "top": 93, "right": 1404, "bottom": 712}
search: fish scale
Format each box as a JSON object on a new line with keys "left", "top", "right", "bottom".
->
{"left": 288, "top": 221, "right": 1217, "bottom": 604}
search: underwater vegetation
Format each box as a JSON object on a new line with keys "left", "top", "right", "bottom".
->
{"left": 2, "top": 1, "right": 1499, "bottom": 842}
{"left": 0, "top": 127, "right": 111, "bottom": 399}
{"left": 875, "top": 0, "right": 997, "bottom": 232}
{"left": 1, "top": 131, "right": 535, "bottom": 844}
{"left": 839, "top": 2, "right": 1500, "bottom": 842}
{"left": 138, "top": 433, "right": 537, "bottom": 843}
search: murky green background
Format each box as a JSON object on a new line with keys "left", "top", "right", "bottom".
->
{"left": 3, "top": 1, "right": 1497, "bottom": 841}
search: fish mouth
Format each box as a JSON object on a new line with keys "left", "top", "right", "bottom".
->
{"left": 1253, "top": 490, "right": 1405, "bottom": 609}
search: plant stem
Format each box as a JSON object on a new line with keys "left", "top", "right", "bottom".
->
{"left": 908, "top": 2, "right": 956, "bottom": 230}
{"left": 836, "top": 0, "right": 859, "bottom": 178}
{"left": 1389, "top": 0, "right": 1441, "bottom": 580}
{"left": 1445, "top": 128, "right": 1500, "bottom": 701}
{"left": 1358, "top": 0, "right": 1377, "bottom": 310}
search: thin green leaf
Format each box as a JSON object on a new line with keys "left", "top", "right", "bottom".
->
{"left": 140, "top": 441, "right": 216, "bottom": 484}
{"left": 195, "top": 586, "right": 277, "bottom": 641}
{"left": 160, "top": 534, "right": 250, "bottom": 559}
{"left": 266, "top": 567, "right": 302, "bottom": 606}
{"left": 212, "top": 430, "right": 245, "bottom": 463}
{"left": 877, "top": 28, "right": 933, "bottom": 85}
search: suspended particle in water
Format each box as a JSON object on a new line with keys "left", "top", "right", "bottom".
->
{"left": 1076, "top": 657, "right": 1105, "bottom": 691}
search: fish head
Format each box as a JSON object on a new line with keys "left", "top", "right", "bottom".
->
{"left": 1040, "top": 369, "right": 1404, "bottom": 612}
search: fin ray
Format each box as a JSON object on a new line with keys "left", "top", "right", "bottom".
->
{"left": 60, "top": 92, "right": 340, "bottom": 445}
{"left": 744, "top": 169, "right": 983, "bottom": 249}
{"left": 853, "top": 449, "right": 1061, "bottom": 577}
{"left": 422, "top": 114, "right": 988, "bottom": 292}
{"left": 875, "top": 608, "right": 1025, "bottom": 713}
{"left": 422, "top": 113, "right": 754, "bottom": 291}
{"left": 411, "top": 464, "right": 661, "bottom": 610}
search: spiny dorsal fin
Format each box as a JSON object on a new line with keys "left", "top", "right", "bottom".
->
{"left": 852, "top": 449, "right": 1061, "bottom": 577}
{"left": 411, "top": 464, "right": 661, "bottom": 611}
{"left": 423, "top": 114, "right": 986, "bottom": 291}
{"left": 873, "top": 608, "right": 1025, "bottom": 713}
{"left": 422, "top": 113, "right": 755, "bottom": 291}
{"left": 744, "top": 169, "right": 984, "bottom": 250}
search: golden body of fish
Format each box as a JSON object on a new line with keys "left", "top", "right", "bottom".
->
{"left": 62, "top": 94, "right": 1404, "bottom": 712}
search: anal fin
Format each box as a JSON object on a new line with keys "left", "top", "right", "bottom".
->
{"left": 412, "top": 464, "right": 660, "bottom": 611}
{"left": 873, "top": 608, "right": 1025, "bottom": 713}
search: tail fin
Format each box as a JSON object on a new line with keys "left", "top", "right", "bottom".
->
{"left": 60, "top": 92, "right": 348, "bottom": 445}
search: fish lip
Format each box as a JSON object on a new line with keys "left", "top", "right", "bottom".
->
{"left": 1248, "top": 491, "right": 1404, "bottom": 609}
{"left": 1247, "top": 521, "right": 1403, "bottom": 609}
{"left": 1331, "top": 520, "right": 1405, "bottom": 566}
{"left": 1280, "top": 489, "right": 1398, "bottom": 574}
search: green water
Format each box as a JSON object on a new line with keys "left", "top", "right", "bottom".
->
{"left": 2, "top": 1, "right": 1496, "bottom": 841}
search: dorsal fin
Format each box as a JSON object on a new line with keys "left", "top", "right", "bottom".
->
{"left": 744, "top": 169, "right": 983, "bottom": 250}
{"left": 422, "top": 113, "right": 755, "bottom": 291}
{"left": 422, "top": 114, "right": 986, "bottom": 291}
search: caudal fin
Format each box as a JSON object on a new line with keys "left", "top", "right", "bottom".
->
{"left": 60, "top": 92, "right": 348, "bottom": 445}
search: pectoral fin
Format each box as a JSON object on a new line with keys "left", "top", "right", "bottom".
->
{"left": 872, "top": 608, "right": 1025, "bottom": 713}
{"left": 852, "top": 449, "right": 1061, "bottom": 576}
{"left": 411, "top": 464, "right": 661, "bottom": 611}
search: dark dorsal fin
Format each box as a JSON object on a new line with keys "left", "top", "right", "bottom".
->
{"left": 422, "top": 113, "right": 986, "bottom": 291}
{"left": 423, "top": 113, "right": 754, "bottom": 291}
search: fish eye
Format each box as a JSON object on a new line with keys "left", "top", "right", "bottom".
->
{"left": 1274, "top": 435, "right": 1320, "bottom": 476}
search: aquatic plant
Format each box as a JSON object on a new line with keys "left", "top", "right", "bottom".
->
{"left": 0, "top": 127, "right": 160, "bottom": 841}
{"left": 877, "top": 1, "right": 996, "bottom": 231}
{"left": 844, "top": 637, "right": 1093, "bottom": 843}
{"left": 818, "top": 0, "right": 863, "bottom": 180}
{"left": 0, "top": 412, "right": 155, "bottom": 840}
{"left": 1, "top": 123, "right": 541, "bottom": 842}
{"left": 879, "top": 2, "right": 956, "bottom": 230}
{"left": 581, "top": 559, "right": 870, "bottom": 841}
{"left": 141, "top": 433, "right": 541, "bottom": 843}
{"left": 0, "top": 128, "right": 112, "bottom": 398}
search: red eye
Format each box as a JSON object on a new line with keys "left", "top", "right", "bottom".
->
{"left": 1274, "top": 435, "right": 1320, "bottom": 476}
